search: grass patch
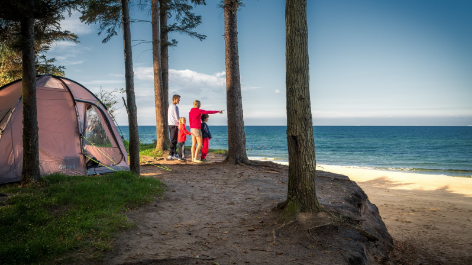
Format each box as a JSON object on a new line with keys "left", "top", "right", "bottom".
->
{"left": 139, "top": 142, "right": 165, "bottom": 159}
{"left": 123, "top": 140, "right": 165, "bottom": 159}
{"left": 0, "top": 171, "right": 163, "bottom": 264}
{"left": 209, "top": 148, "right": 227, "bottom": 155}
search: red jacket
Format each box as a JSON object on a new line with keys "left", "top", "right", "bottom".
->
{"left": 178, "top": 124, "right": 191, "bottom": 143}
{"left": 189, "top": 108, "right": 218, "bottom": 129}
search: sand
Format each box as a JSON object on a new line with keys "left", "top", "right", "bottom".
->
{"left": 318, "top": 165, "right": 472, "bottom": 264}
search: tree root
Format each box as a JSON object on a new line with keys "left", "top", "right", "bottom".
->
{"left": 276, "top": 200, "right": 288, "bottom": 210}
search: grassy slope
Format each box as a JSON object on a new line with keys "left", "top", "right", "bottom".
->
{"left": 0, "top": 172, "right": 163, "bottom": 264}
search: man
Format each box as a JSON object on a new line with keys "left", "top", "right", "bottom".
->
{"left": 168, "top": 94, "right": 180, "bottom": 159}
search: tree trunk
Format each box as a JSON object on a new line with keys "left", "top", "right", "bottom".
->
{"left": 160, "top": 0, "right": 170, "bottom": 149}
{"left": 284, "top": 0, "right": 321, "bottom": 213}
{"left": 20, "top": 15, "right": 40, "bottom": 184}
{"left": 223, "top": 0, "right": 249, "bottom": 165}
{"left": 121, "top": 0, "right": 140, "bottom": 174}
{"left": 152, "top": 0, "right": 166, "bottom": 151}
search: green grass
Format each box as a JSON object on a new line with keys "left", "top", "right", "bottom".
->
{"left": 123, "top": 140, "right": 165, "bottom": 159}
{"left": 209, "top": 148, "right": 227, "bottom": 155}
{"left": 139, "top": 142, "right": 165, "bottom": 158}
{"left": 0, "top": 171, "right": 163, "bottom": 264}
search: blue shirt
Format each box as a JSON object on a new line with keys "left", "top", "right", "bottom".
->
{"left": 201, "top": 123, "right": 211, "bottom": 139}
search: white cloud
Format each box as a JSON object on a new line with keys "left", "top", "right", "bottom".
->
{"left": 48, "top": 41, "right": 91, "bottom": 65}
{"left": 135, "top": 68, "right": 226, "bottom": 95}
{"left": 60, "top": 11, "right": 95, "bottom": 35}
{"left": 170, "top": 69, "right": 226, "bottom": 94}
{"left": 275, "top": 89, "right": 280, "bottom": 94}
{"left": 134, "top": 67, "right": 154, "bottom": 80}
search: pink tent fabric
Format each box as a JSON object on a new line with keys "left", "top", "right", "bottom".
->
{"left": 0, "top": 75, "right": 129, "bottom": 184}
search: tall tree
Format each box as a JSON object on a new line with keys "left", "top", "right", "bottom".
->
{"left": 152, "top": 0, "right": 166, "bottom": 151}
{"left": 156, "top": 0, "right": 170, "bottom": 150}
{"left": 79, "top": 0, "right": 140, "bottom": 174}
{"left": 222, "top": 0, "right": 249, "bottom": 164}
{"left": 281, "top": 0, "right": 322, "bottom": 217}
{"left": 0, "top": 0, "right": 77, "bottom": 184}
{"left": 120, "top": 0, "right": 140, "bottom": 174}
{"left": 19, "top": 7, "right": 40, "bottom": 184}
{"left": 158, "top": 0, "right": 206, "bottom": 150}
{"left": 159, "top": 0, "right": 170, "bottom": 149}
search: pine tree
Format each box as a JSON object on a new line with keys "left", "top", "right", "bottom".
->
{"left": 157, "top": 0, "right": 206, "bottom": 150}
{"left": 79, "top": 0, "right": 140, "bottom": 174}
{"left": 121, "top": 0, "right": 140, "bottom": 174}
{"left": 152, "top": 0, "right": 166, "bottom": 151}
{"left": 222, "top": 0, "right": 249, "bottom": 165}
{"left": 281, "top": 0, "right": 322, "bottom": 217}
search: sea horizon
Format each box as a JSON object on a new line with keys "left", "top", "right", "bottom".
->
{"left": 118, "top": 126, "right": 472, "bottom": 178}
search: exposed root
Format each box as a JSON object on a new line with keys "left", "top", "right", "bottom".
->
{"left": 235, "top": 160, "right": 254, "bottom": 167}
{"left": 276, "top": 200, "right": 288, "bottom": 210}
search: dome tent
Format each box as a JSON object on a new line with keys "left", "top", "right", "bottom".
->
{"left": 0, "top": 75, "right": 129, "bottom": 184}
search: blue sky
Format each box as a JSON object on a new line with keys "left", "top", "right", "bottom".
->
{"left": 49, "top": 0, "right": 472, "bottom": 126}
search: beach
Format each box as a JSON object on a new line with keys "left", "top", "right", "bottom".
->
{"left": 319, "top": 165, "right": 472, "bottom": 264}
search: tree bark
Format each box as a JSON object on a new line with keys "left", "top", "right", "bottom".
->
{"left": 285, "top": 0, "right": 321, "bottom": 213}
{"left": 223, "top": 0, "right": 249, "bottom": 165}
{"left": 121, "top": 0, "right": 140, "bottom": 174}
{"left": 160, "top": 0, "right": 170, "bottom": 149}
{"left": 152, "top": 0, "right": 166, "bottom": 151}
{"left": 20, "top": 14, "right": 40, "bottom": 184}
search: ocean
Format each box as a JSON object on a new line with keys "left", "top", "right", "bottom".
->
{"left": 118, "top": 126, "right": 472, "bottom": 178}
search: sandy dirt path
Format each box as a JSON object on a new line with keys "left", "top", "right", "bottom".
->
{"left": 103, "top": 155, "right": 472, "bottom": 264}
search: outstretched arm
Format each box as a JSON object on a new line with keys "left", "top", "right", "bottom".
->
{"left": 185, "top": 126, "right": 191, "bottom": 135}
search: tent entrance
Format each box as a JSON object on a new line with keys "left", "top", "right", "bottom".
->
{"left": 82, "top": 104, "right": 125, "bottom": 173}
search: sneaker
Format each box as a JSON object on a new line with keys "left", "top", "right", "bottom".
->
{"left": 193, "top": 159, "right": 202, "bottom": 163}
{"left": 177, "top": 158, "right": 182, "bottom": 161}
{"left": 201, "top": 159, "right": 208, "bottom": 162}
{"left": 172, "top": 155, "right": 179, "bottom": 160}
{"left": 167, "top": 155, "right": 173, "bottom": 160}
{"left": 180, "top": 158, "right": 186, "bottom": 161}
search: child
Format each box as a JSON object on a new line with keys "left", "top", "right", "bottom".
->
{"left": 201, "top": 114, "right": 212, "bottom": 162}
{"left": 177, "top": 117, "right": 191, "bottom": 161}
